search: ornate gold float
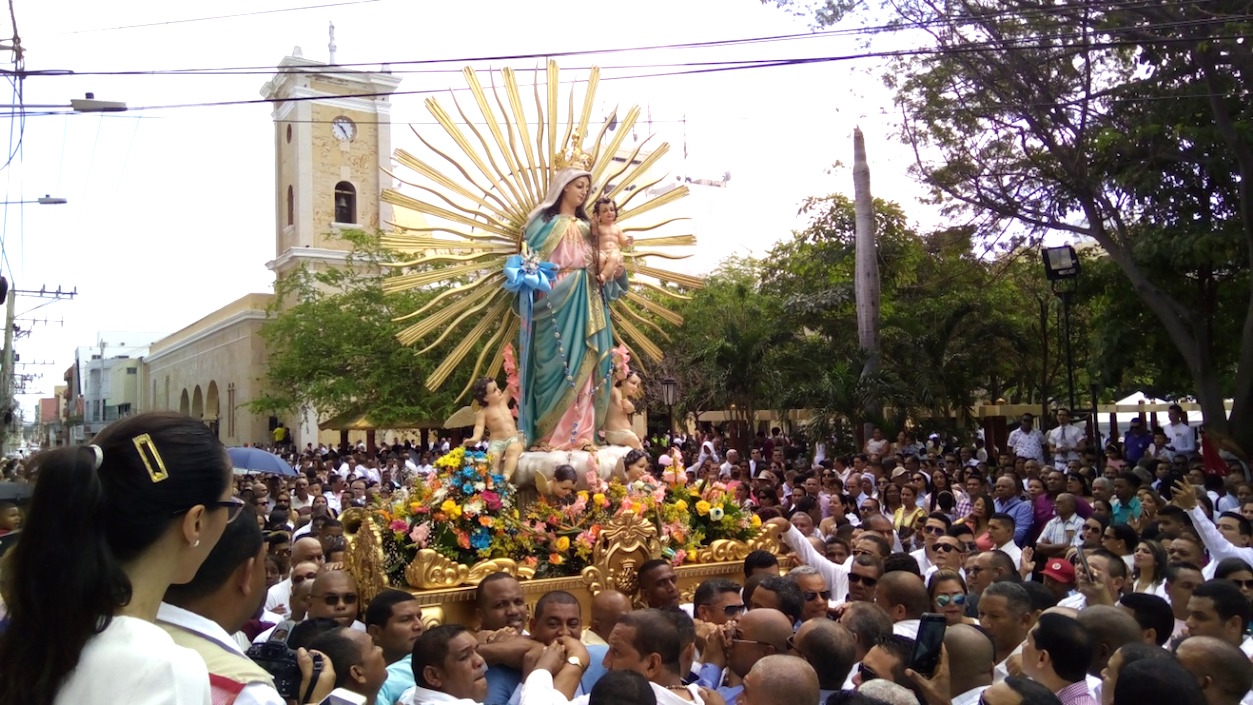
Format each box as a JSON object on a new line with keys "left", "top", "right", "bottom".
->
{"left": 343, "top": 507, "right": 784, "bottom": 626}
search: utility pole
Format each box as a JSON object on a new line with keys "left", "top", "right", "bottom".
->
{"left": 0, "top": 285, "right": 77, "bottom": 454}
{"left": 853, "top": 127, "right": 882, "bottom": 443}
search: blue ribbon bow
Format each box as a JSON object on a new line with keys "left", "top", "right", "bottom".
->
{"left": 503, "top": 253, "right": 557, "bottom": 439}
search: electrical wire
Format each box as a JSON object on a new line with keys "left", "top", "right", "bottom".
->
{"left": 47, "top": 0, "right": 383, "bottom": 35}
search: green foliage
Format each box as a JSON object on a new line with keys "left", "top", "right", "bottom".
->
{"left": 250, "top": 230, "right": 466, "bottom": 429}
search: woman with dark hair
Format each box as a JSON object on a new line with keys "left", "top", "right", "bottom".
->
{"left": 1213, "top": 557, "right": 1253, "bottom": 604}
{"left": 0, "top": 412, "right": 245, "bottom": 705}
{"left": 1066, "top": 472, "right": 1093, "bottom": 501}
{"left": 1131, "top": 539, "right": 1169, "bottom": 598}
{"left": 958, "top": 494, "right": 995, "bottom": 551}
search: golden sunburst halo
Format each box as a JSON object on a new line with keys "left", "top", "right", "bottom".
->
{"left": 380, "top": 60, "right": 701, "bottom": 399}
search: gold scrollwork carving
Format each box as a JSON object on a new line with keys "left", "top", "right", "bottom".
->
{"left": 587, "top": 510, "right": 660, "bottom": 600}
{"left": 344, "top": 509, "right": 388, "bottom": 604}
{"left": 406, "top": 549, "right": 471, "bottom": 589}
{"left": 466, "top": 558, "right": 538, "bottom": 585}
{"left": 745, "top": 521, "right": 783, "bottom": 554}
{"left": 694, "top": 539, "right": 751, "bottom": 565}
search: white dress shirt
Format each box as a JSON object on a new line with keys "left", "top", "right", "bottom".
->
{"left": 157, "top": 603, "right": 285, "bottom": 705}
{"left": 953, "top": 686, "right": 990, "bottom": 705}
{"left": 54, "top": 614, "right": 210, "bottom": 705}
{"left": 399, "top": 684, "right": 483, "bottom": 705}
{"left": 264, "top": 578, "right": 292, "bottom": 615}
{"left": 519, "top": 669, "right": 703, "bottom": 705}
{"left": 781, "top": 524, "right": 849, "bottom": 602}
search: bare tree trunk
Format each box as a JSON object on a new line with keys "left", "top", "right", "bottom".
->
{"left": 854, "top": 127, "right": 881, "bottom": 436}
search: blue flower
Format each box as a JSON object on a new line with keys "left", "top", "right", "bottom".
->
{"left": 491, "top": 474, "right": 506, "bottom": 486}
{"left": 462, "top": 482, "right": 475, "bottom": 494}
{"left": 470, "top": 529, "right": 492, "bottom": 550}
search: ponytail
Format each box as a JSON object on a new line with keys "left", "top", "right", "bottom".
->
{"left": 0, "top": 412, "right": 230, "bottom": 705}
{"left": 0, "top": 445, "right": 127, "bottom": 705}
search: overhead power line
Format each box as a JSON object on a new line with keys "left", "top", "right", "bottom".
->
{"left": 45, "top": 0, "right": 383, "bottom": 35}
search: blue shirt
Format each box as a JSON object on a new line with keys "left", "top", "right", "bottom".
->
{"left": 995, "top": 496, "right": 1033, "bottom": 545}
{"left": 1111, "top": 496, "right": 1142, "bottom": 526}
{"left": 376, "top": 655, "right": 414, "bottom": 705}
{"left": 485, "top": 665, "right": 522, "bottom": 705}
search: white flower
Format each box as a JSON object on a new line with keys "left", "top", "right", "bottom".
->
{"left": 710, "top": 507, "right": 725, "bottom": 522}
{"left": 474, "top": 482, "right": 487, "bottom": 492}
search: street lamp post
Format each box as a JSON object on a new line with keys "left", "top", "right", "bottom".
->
{"left": 1042, "top": 245, "right": 1081, "bottom": 412}
{"left": 0, "top": 195, "right": 68, "bottom": 205}
{"left": 661, "top": 377, "right": 678, "bottom": 438}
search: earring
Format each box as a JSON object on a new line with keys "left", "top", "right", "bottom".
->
{"left": 193, "top": 540, "right": 200, "bottom": 548}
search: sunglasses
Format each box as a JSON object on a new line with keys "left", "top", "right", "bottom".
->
{"left": 721, "top": 604, "right": 747, "bottom": 617}
{"left": 935, "top": 593, "right": 967, "bottom": 607}
{"left": 313, "top": 592, "right": 358, "bottom": 606}
{"left": 934, "top": 543, "right": 961, "bottom": 554}
{"left": 923, "top": 526, "right": 946, "bottom": 536}
{"left": 858, "top": 662, "right": 881, "bottom": 682}
{"left": 1230, "top": 579, "right": 1253, "bottom": 589}
{"left": 848, "top": 574, "right": 878, "bottom": 587}
{"left": 851, "top": 548, "right": 876, "bottom": 558}
{"left": 803, "top": 590, "right": 832, "bottom": 602}
{"left": 1082, "top": 525, "right": 1101, "bottom": 533}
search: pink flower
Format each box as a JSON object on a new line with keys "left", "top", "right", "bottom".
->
{"left": 661, "top": 469, "right": 677, "bottom": 485}
{"left": 389, "top": 519, "right": 408, "bottom": 532}
{"left": 482, "top": 491, "right": 502, "bottom": 511}
{"left": 584, "top": 469, "right": 606, "bottom": 493}
{"left": 651, "top": 485, "right": 667, "bottom": 504}
{"left": 672, "top": 549, "right": 687, "bottom": 566}
{"left": 409, "top": 521, "right": 431, "bottom": 547}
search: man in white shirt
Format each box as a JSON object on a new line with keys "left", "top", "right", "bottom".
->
{"left": 159, "top": 507, "right": 289, "bottom": 705}
{"left": 1007, "top": 414, "right": 1046, "bottom": 464}
{"left": 946, "top": 625, "right": 995, "bottom": 705}
{"left": 1047, "top": 408, "right": 1084, "bottom": 464}
{"left": 978, "top": 582, "right": 1032, "bottom": 682}
{"left": 988, "top": 514, "right": 1023, "bottom": 570}
{"left": 1166, "top": 404, "right": 1197, "bottom": 457}
{"left": 910, "top": 513, "right": 950, "bottom": 575}
{"left": 290, "top": 477, "right": 315, "bottom": 512}
{"left": 1036, "top": 494, "right": 1085, "bottom": 559}
{"left": 719, "top": 450, "right": 740, "bottom": 480}
{"left": 519, "top": 609, "right": 706, "bottom": 705}
{"left": 767, "top": 517, "right": 849, "bottom": 604}
{"left": 265, "top": 536, "right": 324, "bottom": 615}
{"left": 415, "top": 452, "right": 435, "bottom": 477}
{"left": 400, "top": 625, "right": 489, "bottom": 705}
{"left": 875, "top": 572, "right": 929, "bottom": 639}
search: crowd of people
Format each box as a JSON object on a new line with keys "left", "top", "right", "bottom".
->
{"left": 1, "top": 407, "right": 1251, "bottom": 705}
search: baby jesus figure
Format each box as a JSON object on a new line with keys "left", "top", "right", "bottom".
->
{"left": 593, "top": 197, "right": 632, "bottom": 284}
{"left": 465, "top": 377, "right": 524, "bottom": 480}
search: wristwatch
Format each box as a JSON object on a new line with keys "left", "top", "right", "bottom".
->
{"left": 567, "top": 655, "right": 586, "bottom": 670}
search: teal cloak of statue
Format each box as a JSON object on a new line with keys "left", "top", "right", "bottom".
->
{"left": 519, "top": 206, "right": 627, "bottom": 450}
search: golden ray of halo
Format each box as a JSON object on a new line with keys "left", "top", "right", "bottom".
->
{"left": 391, "top": 272, "right": 505, "bottom": 323}
{"left": 613, "top": 300, "right": 672, "bottom": 342}
{"left": 449, "top": 80, "right": 528, "bottom": 220}
{"left": 426, "top": 297, "right": 513, "bottom": 390}
{"left": 489, "top": 71, "right": 537, "bottom": 205}
{"left": 624, "top": 290, "right": 685, "bottom": 326}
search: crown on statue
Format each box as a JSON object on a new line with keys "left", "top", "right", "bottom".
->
{"left": 554, "top": 129, "right": 593, "bottom": 171}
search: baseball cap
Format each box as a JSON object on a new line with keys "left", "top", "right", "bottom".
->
{"left": 890, "top": 466, "right": 909, "bottom": 479}
{"left": 1042, "top": 559, "right": 1075, "bottom": 584}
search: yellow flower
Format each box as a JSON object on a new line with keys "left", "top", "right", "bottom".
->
{"left": 751, "top": 514, "right": 762, "bottom": 528}
{"left": 672, "top": 500, "right": 688, "bottom": 513}
{"left": 577, "top": 491, "right": 589, "bottom": 502}
{"left": 695, "top": 500, "right": 712, "bottom": 516}
{"left": 556, "top": 536, "right": 571, "bottom": 552}
{"left": 440, "top": 499, "right": 462, "bottom": 519}
{"left": 592, "top": 493, "right": 607, "bottom": 507}
{"left": 689, "top": 488, "right": 701, "bottom": 497}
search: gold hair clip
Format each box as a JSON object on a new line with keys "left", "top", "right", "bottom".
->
{"left": 132, "top": 433, "right": 169, "bottom": 483}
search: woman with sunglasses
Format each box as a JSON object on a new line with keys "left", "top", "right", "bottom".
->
{"left": 927, "top": 569, "right": 978, "bottom": 626}
{"left": 1065, "top": 472, "right": 1093, "bottom": 502}
{"left": 1213, "top": 558, "right": 1253, "bottom": 605}
{"left": 1131, "top": 539, "right": 1169, "bottom": 599}
{"left": 0, "top": 412, "right": 244, "bottom": 705}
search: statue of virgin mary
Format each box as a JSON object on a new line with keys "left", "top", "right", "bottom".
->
{"left": 519, "top": 147, "right": 629, "bottom": 451}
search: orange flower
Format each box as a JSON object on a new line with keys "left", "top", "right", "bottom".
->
{"left": 673, "top": 531, "right": 685, "bottom": 543}
{"left": 549, "top": 553, "right": 564, "bottom": 565}
{"left": 457, "top": 532, "right": 472, "bottom": 549}
{"left": 479, "top": 516, "right": 493, "bottom": 527}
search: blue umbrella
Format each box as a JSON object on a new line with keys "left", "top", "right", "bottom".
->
{"left": 227, "top": 446, "right": 297, "bottom": 477}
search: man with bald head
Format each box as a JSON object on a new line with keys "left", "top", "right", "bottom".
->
{"left": 701, "top": 608, "right": 793, "bottom": 705}
{"left": 584, "top": 590, "right": 632, "bottom": 647}
{"left": 874, "top": 572, "right": 930, "bottom": 638}
{"left": 792, "top": 618, "right": 856, "bottom": 703}
{"left": 264, "top": 535, "right": 325, "bottom": 615}
{"left": 944, "top": 623, "right": 996, "bottom": 705}
{"left": 1175, "top": 636, "right": 1253, "bottom": 705}
{"left": 737, "top": 654, "right": 820, "bottom": 705}
{"left": 308, "top": 570, "right": 362, "bottom": 629}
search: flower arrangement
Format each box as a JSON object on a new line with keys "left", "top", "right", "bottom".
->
{"left": 373, "top": 447, "right": 525, "bottom": 583}
{"left": 370, "top": 455, "right": 765, "bottom": 586}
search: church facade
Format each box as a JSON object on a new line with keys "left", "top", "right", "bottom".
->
{"left": 144, "top": 48, "right": 400, "bottom": 447}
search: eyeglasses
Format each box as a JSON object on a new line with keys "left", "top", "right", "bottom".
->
{"left": 731, "top": 630, "right": 774, "bottom": 649}
{"left": 851, "top": 548, "right": 876, "bottom": 558}
{"left": 210, "top": 497, "right": 247, "bottom": 523}
{"left": 722, "top": 604, "right": 747, "bottom": 617}
{"left": 1230, "top": 578, "right": 1253, "bottom": 589}
{"left": 803, "top": 590, "right": 832, "bottom": 602}
{"left": 923, "top": 526, "right": 946, "bottom": 536}
{"left": 934, "top": 543, "right": 961, "bottom": 553}
{"left": 1082, "top": 525, "right": 1101, "bottom": 533}
{"left": 935, "top": 593, "right": 967, "bottom": 607}
{"left": 848, "top": 574, "right": 878, "bottom": 587}
{"left": 313, "top": 592, "right": 358, "bottom": 606}
{"left": 858, "top": 662, "right": 881, "bottom": 682}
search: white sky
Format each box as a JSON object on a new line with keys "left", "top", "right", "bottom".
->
{"left": 6, "top": 0, "right": 938, "bottom": 414}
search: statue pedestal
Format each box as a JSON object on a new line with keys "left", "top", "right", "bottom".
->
{"left": 512, "top": 446, "right": 633, "bottom": 490}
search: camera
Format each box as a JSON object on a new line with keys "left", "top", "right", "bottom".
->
{"left": 246, "top": 621, "right": 303, "bottom": 701}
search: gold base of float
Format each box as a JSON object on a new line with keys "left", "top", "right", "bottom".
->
{"left": 343, "top": 507, "right": 787, "bottom": 626}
